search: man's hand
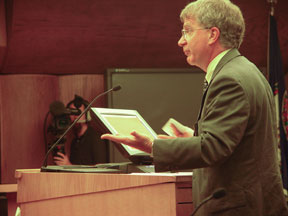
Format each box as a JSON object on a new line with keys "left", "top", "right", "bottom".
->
{"left": 101, "top": 131, "right": 153, "bottom": 153}
{"left": 54, "top": 152, "right": 72, "bottom": 165}
{"left": 170, "top": 123, "right": 194, "bottom": 137}
{"left": 162, "top": 118, "right": 194, "bottom": 138}
{"left": 157, "top": 123, "right": 194, "bottom": 139}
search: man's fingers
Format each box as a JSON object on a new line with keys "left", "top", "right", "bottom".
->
{"left": 57, "top": 152, "right": 64, "bottom": 157}
{"left": 53, "top": 156, "right": 63, "bottom": 161}
{"left": 101, "top": 133, "right": 120, "bottom": 140}
{"left": 101, "top": 134, "right": 125, "bottom": 143}
{"left": 158, "top": 134, "right": 176, "bottom": 139}
{"left": 130, "top": 131, "right": 144, "bottom": 139}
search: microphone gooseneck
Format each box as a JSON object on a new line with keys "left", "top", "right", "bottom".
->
{"left": 190, "top": 188, "right": 226, "bottom": 216}
{"left": 41, "top": 85, "right": 122, "bottom": 169}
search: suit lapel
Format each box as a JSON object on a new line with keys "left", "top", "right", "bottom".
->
{"left": 196, "top": 49, "right": 241, "bottom": 123}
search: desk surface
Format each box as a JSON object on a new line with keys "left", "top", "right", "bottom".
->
{"left": 0, "top": 184, "right": 17, "bottom": 193}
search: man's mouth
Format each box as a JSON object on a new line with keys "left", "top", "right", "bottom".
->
{"left": 184, "top": 50, "right": 190, "bottom": 56}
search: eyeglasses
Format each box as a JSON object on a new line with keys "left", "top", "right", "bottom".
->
{"left": 181, "top": 28, "right": 209, "bottom": 40}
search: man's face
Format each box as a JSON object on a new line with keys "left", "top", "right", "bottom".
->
{"left": 178, "top": 17, "right": 210, "bottom": 69}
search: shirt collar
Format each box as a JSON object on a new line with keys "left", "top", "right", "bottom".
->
{"left": 205, "top": 49, "right": 231, "bottom": 84}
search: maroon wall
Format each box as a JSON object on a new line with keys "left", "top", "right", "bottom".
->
{"left": 1, "top": 0, "right": 288, "bottom": 74}
{"left": 0, "top": 0, "right": 7, "bottom": 68}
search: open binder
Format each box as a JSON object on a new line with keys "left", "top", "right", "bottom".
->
{"left": 90, "top": 107, "right": 156, "bottom": 165}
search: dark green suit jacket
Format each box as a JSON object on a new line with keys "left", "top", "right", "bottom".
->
{"left": 153, "top": 49, "right": 288, "bottom": 215}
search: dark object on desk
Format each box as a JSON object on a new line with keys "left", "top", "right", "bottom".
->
{"left": 41, "top": 162, "right": 155, "bottom": 173}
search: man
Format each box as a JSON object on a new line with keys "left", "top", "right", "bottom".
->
{"left": 54, "top": 95, "right": 107, "bottom": 165}
{"left": 101, "top": 0, "right": 288, "bottom": 215}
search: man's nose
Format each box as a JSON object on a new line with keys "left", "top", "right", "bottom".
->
{"left": 178, "top": 36, "right": 186, "bottom": 47}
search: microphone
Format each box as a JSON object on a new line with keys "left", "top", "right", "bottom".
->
{"left": 41, "top": 85, "right": 122, "bottom": 169}
{"left": 190, "top": 188, "right": 226, "bottom": 216}
{"left": 112, "top": 85, "right": 121, "bottom": 91}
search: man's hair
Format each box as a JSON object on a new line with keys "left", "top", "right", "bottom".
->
{"left": 180, "top": 0, "right": 245, "bottom": 49}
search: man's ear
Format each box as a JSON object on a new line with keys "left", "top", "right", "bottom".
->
{"left": 208, "top": 27, "right": 220, "bottom": 45}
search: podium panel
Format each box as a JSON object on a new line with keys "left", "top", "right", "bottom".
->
{"left": 15, "top": 170, "right": 193, "bottom": 216}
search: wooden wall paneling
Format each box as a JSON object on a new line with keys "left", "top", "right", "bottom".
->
{"left": 0, "top": 74, "right": 58, "bottom": 183}
{"left": 58, "top": 74, "right": 105, "bottom": 106}
{"left": 0, "top": 0, "right": 7, "bottom": 70}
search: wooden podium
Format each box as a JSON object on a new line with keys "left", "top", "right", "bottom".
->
{"left": 16, "top": 169, "right": 193, "bottom": 216}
